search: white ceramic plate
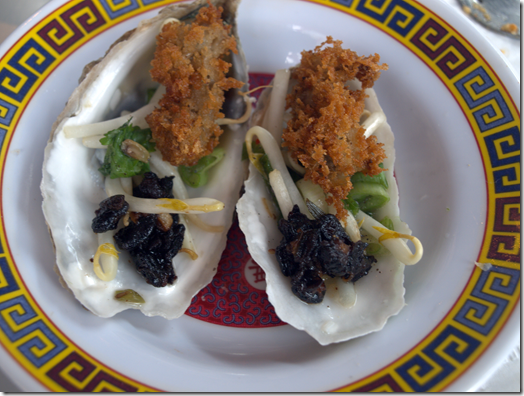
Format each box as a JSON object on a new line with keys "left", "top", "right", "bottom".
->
{"left": 0, "top": 0, "right": 519, "bottom": 391}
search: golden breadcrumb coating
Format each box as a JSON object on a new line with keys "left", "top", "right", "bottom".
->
{"left": 146, "top": 3, "right": 244, "bottom": 166}
{"left": 283, "top": 37, "right": 388, "bottom": 219}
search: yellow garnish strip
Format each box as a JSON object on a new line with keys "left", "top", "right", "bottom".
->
{"left": 216, "top": 95, "right": 253, "bottom": 125}
{"left": 373, "top": 226, "right": 414, "bottom": 243}
{"left": 180, "top": 248, "right": 198, "bottom": 261}
{"left": 100, "top": 243, "right": 119, "bottom": 257}
{"left": 355, "top": 211, "right": 423, "bottom": 265}
{"left": 93, "top": 241, "right": 119, "bottom": 281}
{"left": 156, "top": 198, "right": 224, "bottom": 213}
{"left": 245, "top": 126, "right": 311, "bottom": 218}
{"left": 124, "top": 194, "right": 224, "bottom": 214}
{"left": 149, "top": 153, "right": 224, "bottom": 233}
{"left": 157, "top": 199, "right": 189, "bottom": 211}
{"left": 105, "top": 178, "right": 224, "bottom": 215}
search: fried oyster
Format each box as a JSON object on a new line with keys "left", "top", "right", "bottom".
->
{"left": 283, "top": 37, "right": 388, "bottom": 219}
{"left": 146, "top": 3, "right": 244, "bottom": 166}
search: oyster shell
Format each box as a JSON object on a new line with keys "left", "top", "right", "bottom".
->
{"left": 41, "top": 0, "right": 248, "bottom": 319}
{"left": 237, "top": 79, "right": 413, "bottom": 345}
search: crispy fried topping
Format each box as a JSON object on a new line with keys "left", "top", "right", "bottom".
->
{"left": 146, "top": 3, "right": 244, "bottom": 166}
{"left": 283, "top": 37, "right": 388, "bottom": 219}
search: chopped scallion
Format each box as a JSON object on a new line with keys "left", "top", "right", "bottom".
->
{"left": 179, "top": 147, "right": 225, "bottom": 188}
{"left": 98, "top": 121, "right": 156, "bottom": 179}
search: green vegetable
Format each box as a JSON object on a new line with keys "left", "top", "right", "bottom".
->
{"left": 362, "top": 233, "right": 388, "bottom": 257}
{"left": 361, "top": 215, "right": 395, "bottom": 257}
{"left": 365, "top": 242, "right": 384, "bottom": 256}
{"left": 241, "top": 141, "right": 282, "bottom": 218}
{"left": 241, "top": 141, "right": 274, "bottom": 181}
{"left": 241, "top": 141, "right": 265, "bottom": 161}
{"left": 261, "top": 156, "right": 282, "bottom": 219}
{"left": 347, "top": 183, "right": 390, "bottom": 213}
{"left": 146, "top": 87, "right": 157, "bottom": 104}
{"left": 259, "top": 154, "right": 274, "bottom": 180}
{"left": 380, "top": 216, "right": 394, "bottom": 231}
{"left": 115, "top": 289, "right": 145, "bottom": 304}
{"left": 342, "top": 164, "right": 390, "bottom": 215}
{"left": 179, "top": 147, "right": 225, "bottom": 188}
{"left": 350, "top": 163, "right": 388, "bottom": 189}
{"left": 342, "top": 196, "right": 360, "bottom": 216}
{"left": 99, "top": 121, "right": 155, "bottom": 179}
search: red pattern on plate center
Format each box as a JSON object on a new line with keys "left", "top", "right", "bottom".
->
{"left": 185, "top": 73, "right": 285, "bottom": 328}
{"left": 186, "top": 216, "right": 284, "bottom": 327}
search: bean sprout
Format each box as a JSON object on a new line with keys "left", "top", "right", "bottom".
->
{"left": 245, "top": 126, "right": 311, "bottom": 218}
{"left": 355, "top": 211, "right": 423, "bottom": 265}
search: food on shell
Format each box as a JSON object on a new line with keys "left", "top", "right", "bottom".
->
{"left": 41, "top": 0, "right": 249, "bottom": 319}
{"left": 237, "top": 38, "right": 423, "bottom": 345}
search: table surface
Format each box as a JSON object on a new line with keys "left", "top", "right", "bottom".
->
{"left": 0, "top": 0, "right": 520, "bottom": 392}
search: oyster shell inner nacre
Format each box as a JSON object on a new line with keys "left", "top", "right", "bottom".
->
{"left": 41, "top": 0, "right": 248, "bottom": 319}
{"left": 237, "top": 78, "right": 413, "bottom": 346}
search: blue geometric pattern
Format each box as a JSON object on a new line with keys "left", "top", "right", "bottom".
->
{"left": 0, "top": 257, "right": 19, "bottom": 295}
{"left": 488, "top": 266, "right": 520, "bottom": 295}
{"left": 0, "top": 38, "right": 55, "bottom": 103}
{"left": 99, "top": 0, "right": 140, "bottom": 19}
{"left": 18, "top": 322, "right": 67, "bottom": 368}
{"left": 0, "top": 128, "right": 7, "bottom": 152}
{"left": 0, "top": 127, "right": 6, "bottom": 148}
{"left": 0, "top": 99, "right": 17, "bottom": 127}
{"left": 355, "top": 0, "right": 423, "bottom": 36}
{"left": 0, "top": 295, "right": 67, "bottom": 367}
{"left": 493, "top": 167, "right": 520, "bottom": 194}
{"left": 484, "top": 127, "right": 521, "bottom": 168}
{"left": 0, "top": 296, "right": 38, "bottom": 339}
{"left": 454, "top": 67, "right": 514, "bottom": 132}
{"left": 396, "top": 325, "right": 481, "bottom": 392}
{"left": 454, "top": 266, "right": 520, "bottom": 335}
{"left": 484, "top": 126, "right": 521, "bottom": 193}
